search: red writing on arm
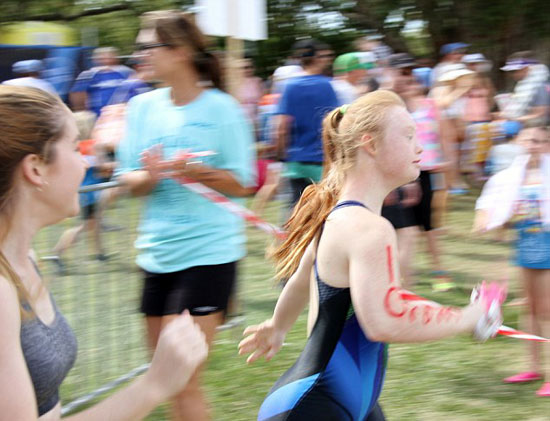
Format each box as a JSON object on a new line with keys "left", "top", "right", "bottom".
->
{"left": 384, "top": 286, "right": 407, "bottom": 318}
{"left": 384, "top": 287, "right": 461, "bottom": 325}
{"left": 386, "top": 245, "right": 395, "bottom": 284}
{"left": 422, "top": 306, "right": 434, "bottom": 325}
{"left": 409, "top": 305, "right": 418, "bottom": 323}
{"left": 382, "top": 246, "right": 460, "bottom": 324}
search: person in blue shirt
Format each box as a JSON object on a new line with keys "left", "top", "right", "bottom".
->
{"left": 276, "top": 40, "right": 339, "bottom": 205}
{"left": 69, "top": 47, "right": 133, "bottom": 116}
{"left": 116, "top": 10, "right": 255, "bottom": 420}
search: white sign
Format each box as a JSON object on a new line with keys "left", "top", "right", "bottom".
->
{"left": 195, "top": 0, "right": 267, "bottom": 41}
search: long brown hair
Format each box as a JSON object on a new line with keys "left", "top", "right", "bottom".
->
{"left": 141, "top": 10, "right": 223, "bottom": 90}
{"left": 272, "top": 90, "right": 405, "bottom": 279}
{"left": 0, "top": 85, "right": 69, "bottom": 313}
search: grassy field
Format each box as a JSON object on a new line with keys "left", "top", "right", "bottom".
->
{"left": 34, "top": 192, "right": 550, "bottom": 420}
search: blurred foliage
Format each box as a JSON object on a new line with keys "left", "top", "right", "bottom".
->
{"left": 1, "top": 0, "right": 548, "bottom": 80}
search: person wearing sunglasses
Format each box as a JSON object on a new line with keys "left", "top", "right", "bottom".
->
{"left": 116, "top": 11, "right": 255, "bottom": 421}
{"left": 116, "top": 10, "right": 256, "bottom": 420}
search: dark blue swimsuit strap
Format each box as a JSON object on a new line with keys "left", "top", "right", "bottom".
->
{"left": 329, "top": 200, "right": 369, "bottom": 214}
{"left": 314, "top": 200, "right": 370, "bottom": 286}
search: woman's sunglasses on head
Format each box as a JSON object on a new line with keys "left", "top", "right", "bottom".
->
{"left": 135, "top": 42, "right": 171, "bottom": 51}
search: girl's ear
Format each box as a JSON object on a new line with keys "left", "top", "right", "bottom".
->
{"left": 361, "top": 133, "right": 377, "bottom": 156}
{"left": 20, "top": 154, "right": 48, "bottom": 188}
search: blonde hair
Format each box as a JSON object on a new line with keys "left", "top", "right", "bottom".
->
{"left": 0, "top": 85, "right": 69, "bottom": 316}
{"left": 272, "top": 90, "right": 405, "bottom": 279}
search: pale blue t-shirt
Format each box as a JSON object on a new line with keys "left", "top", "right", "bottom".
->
{"left": 116, "top": 88, "right": 256, "bottom": 273}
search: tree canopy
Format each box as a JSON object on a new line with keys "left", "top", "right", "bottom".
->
{"left": 1, "top": 0, "right": 548, "bottom": 80}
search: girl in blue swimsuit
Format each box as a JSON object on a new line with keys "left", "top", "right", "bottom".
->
{"left": 239, "top": 90, "right": 504, "bottom": 420}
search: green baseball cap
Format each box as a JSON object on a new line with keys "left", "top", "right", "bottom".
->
{"left": 333, "top": 52, "right": 375, "bottom": 74}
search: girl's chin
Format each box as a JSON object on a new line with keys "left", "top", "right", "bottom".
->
{"left": 405, "top": 167, "right": 421, "bottom": 183}
{"left": 67, "top": 203, "right": 81, "bottom": 219}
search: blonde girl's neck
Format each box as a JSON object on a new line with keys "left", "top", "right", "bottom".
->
{"left": 338, "top": 158, "right": 389, "bottom": 215}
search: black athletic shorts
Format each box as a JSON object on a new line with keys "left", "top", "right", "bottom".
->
{"left": 81, "top": 203, "right": 97, "bottom": 220}
{"left": 382, "top": 187, "right": 416, "bottom": 230}
{"left": 140, "top": 261, "right": 237, "bottom": 317}
{"left": 411, "top": 170, "right": 433, "bottom": 231}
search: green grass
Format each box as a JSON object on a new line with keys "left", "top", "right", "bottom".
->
{"left": 33, "top": 192, "right": 550, "bottom": 420}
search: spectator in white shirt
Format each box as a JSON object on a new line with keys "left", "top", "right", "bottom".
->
{"left": 2, "top": 60, "right": 58, "bottom": 96}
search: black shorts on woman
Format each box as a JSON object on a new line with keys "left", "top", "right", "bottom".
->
{"left": 141, "top": 261, "right": 237, "bottom": 317}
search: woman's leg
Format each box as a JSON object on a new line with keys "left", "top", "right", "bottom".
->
{"left": 169, "top": 311, "right": 224, "bottom": 421}
{"left": 53, "top": 224, "right": 84, "bottom": 256}
{"left": 145, "top": 315, "right": 163, "bottom": 351}
{"left": 145, "top": 311, "right": 223, "bottom": 421}
{"left": 396, "top": 226, "right": 418, "bottom": 288}
{"left": 533, "top": 269, "right": 550, "bottom": 382}
{"left": 430, "top": 189, "right": 448, "bottom": 232}
{"left": 523, "top": 268, "right": 542, "bottom": 374}
{"left": 425, "top": 230, "right": 442, "bottom": 272}
{"left": 440, "top": 118, "right": 459, "bottom": 190}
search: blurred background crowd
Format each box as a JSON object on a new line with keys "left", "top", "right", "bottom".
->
{"left": 1, "top": 0, "right": 550, "bottom": 419}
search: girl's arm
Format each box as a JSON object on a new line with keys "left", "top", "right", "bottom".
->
{"left": 118, "top": 170, "right": 157, "bottom": 197}
{"left": 239, "top": 243, "right": 315, "bottom": 363}
{"left": 0, "top": 276, "right": 207, "bottom": 421}
{"left": 349, "top": 219, "right": 484, "bottom": 343}
{"left": 0, "top": 279, "right": 38, "bottom": 420}
{"left": 269, "top": 242, "right": 314, "bottom": 334}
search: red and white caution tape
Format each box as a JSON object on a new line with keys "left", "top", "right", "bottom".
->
{"left": 176, "top": 176, "right": 287, "bottom": 239}
{"left": 496, "top": 325, "right": 550, "bottom": 343}
{"left": 152, "top": 150, "right": 286, "bottom": 239}
{"left": 399, "top": 289, "right": 550, "bottom": 343}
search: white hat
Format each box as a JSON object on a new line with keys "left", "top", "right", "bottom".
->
{"left": 501, "top": 59, "right": 535, "bottom": 72}
{"left": 462, "top": 53, "right": 488, "bottom": 64}
{"left": 437, "top": 63, "right": 474, "bottom": 82}
{"left": 13, "top": 59, "right": 43, "bottom": 74}
{"left": 273, "top": 65, "right": 304, "bottom": 82}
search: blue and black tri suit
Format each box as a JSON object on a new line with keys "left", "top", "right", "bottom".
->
{"left": 258, "top": 201, "right": 388, "bottom": 421}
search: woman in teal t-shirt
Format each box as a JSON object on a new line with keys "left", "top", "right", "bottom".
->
{"left": 117, "top": 11, "right": 255, "bottom": 420}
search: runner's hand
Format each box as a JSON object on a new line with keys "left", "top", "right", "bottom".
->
{"left": 144, "top": 311, "right": 208, "bottom": 400}
{"left": 239, "top": 319, "right": 285, "bottom": 364}
{"left": 469, "top": 281, "right": 507, "bottom": 342}
{"left": 140, "top": 144, "right": 166, "bottom": 184}
{"left": 471, "top": 210, "right": 489, "bottom": 233}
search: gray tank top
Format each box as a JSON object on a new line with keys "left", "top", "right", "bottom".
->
{"left": 20, "top": 295, "right": 78, "bottom": 416}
